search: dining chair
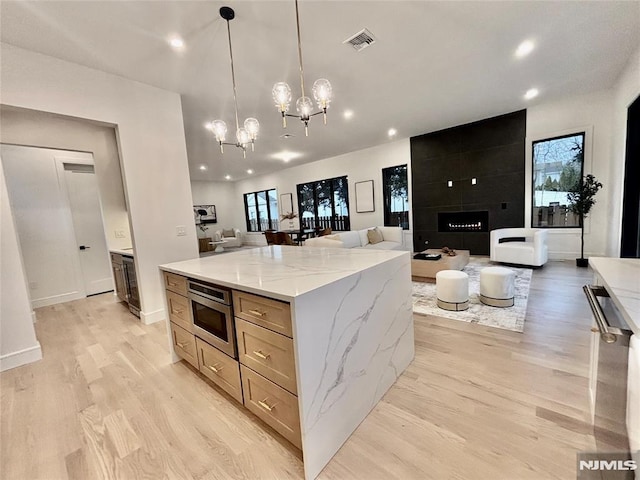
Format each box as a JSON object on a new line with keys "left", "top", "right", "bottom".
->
{"left": 275, "top": 232, "right": 296, "bottom": 246}
{"left": 264, "top": 230, "right": 277, "bottom": 246}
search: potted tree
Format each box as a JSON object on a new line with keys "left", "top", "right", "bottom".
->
{"left": 567, "top": 174, "right": 603, "bottom": 267}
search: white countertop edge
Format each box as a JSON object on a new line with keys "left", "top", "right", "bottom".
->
{"left": 159, "top": 246, "right": 410, "bottom": 301}
{"left": 159, "top": 264, "right": 296, "bottom": 302}
{"left": 110, "top": 248, "right": 134, "bottom": 257}
{"left": 589, "top": 257, "right": 640, "bottom": 335}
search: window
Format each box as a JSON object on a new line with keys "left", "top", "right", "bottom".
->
{"left": 244, "top": 189, "right": 278, "bottom": 232}
{"left": 532, "top": 132, "right": 584, "bottom": 228}
{"left": 297, "top": 176, "right": 350, "bottom": 231}
{"left": 382, "top": 164, "right": 409, "bottom": 230}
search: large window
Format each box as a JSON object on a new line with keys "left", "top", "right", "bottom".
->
{"left": 382, "top": 164, "right": 409, "bottom": 230}
{"left": 244, "top": 189, "right": 278, "bottom": 232}
{"left": 532, "top": 132, "right": 584, "bottom": 228}
{"left": 297, "top": 176, "right": 350, "bottom": 231}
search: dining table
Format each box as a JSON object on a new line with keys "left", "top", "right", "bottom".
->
{"left": 277, "top": 228, "right": 316, "bottom": 245}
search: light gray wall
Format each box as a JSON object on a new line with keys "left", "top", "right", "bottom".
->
{"left": 0, "top": 106, "right": 132, "bottom": 251}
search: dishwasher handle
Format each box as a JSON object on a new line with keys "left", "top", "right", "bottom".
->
{"left": 583, "top": 284, "right": 622, "bottom": 344}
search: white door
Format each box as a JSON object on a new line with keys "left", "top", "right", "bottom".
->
{"left": 64, "top": 164, "right": 113, "bottom": 296}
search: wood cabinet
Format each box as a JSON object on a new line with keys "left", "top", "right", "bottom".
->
{"left": 197, "top": 338, "right": 243, "bottom": 403}
{"left": 164, "top": 271, "right": 188, "bottom": 296}
{"left": 170, "top": 322, "right": 198, "bottom": 369}
{"left": 111, "top": 254, "right": 127, "bottom": 303}
{"left": 166, "top": 290, "right": 191, "bottom": 332}
{"left": 234, "top": 290, "right": 292, "bottom": 337}
{"left": 240, "top": 365, "right": 301, "bottom": 449}
{"left": 236, "top": 318, "right": 297, "bottom": 395}
{"left": 233, "top": 290, "right": 301, "bottom": 448}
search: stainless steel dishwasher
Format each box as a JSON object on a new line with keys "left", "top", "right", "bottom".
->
{"left": 584, "top": 284, "right": 634, "bottom": 478}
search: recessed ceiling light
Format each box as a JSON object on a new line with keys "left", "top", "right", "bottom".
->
{"left": 515, "top": 40, "right": 534, "bottom": 58}
{"left": 271, "top": 150, "right": 302, "bottom": 163}
{"left": 388, "top": 128, "right": 397, "bottom": 137}
{"left": 524, "top": 88, "right": 539, "bottom": 100}
{"left": 343, "top": 109, "right": 354, "bottom": 119}
{"left": 225, "top": 175, "right": 231, "bottom": 180}
{"left": 199, "top": 165, "right": 207, "bottom": 171}
{"left": 247, "top": 169, "right": 254, "bottom": 174}
{"left": 169, "top": 36, "right": 185, "bottom": 50}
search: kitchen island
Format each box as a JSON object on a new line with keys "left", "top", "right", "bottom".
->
{"left": 159, "top": 245, "right": 414, "bottom": 480}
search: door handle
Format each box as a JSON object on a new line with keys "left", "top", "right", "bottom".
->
{"left": 79, "top": 245, "right": 91, "bottom": 250}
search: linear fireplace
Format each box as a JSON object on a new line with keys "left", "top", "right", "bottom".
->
{"left": 438, "top": 211, "right": 489, "bottom": 233}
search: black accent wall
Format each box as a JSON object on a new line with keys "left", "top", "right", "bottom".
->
{"left": 411, "top": 110, "right": 526, "bottom": 255}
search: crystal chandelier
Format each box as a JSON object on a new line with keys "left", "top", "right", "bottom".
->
{"left": 206, "top": 6, "right": 258, "bottom": 158}
{"left": 272, "top": 0, "right": 333, "bottom": 136}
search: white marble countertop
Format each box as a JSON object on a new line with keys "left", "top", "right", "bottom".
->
{"left": 110, "top": 248, "right": 134, "bottom": 257}
{"left": 159, "top": 245, "right": 409, "bottom": 301}
{"left": 589, "top": 257, "right": 640, "bottom": 335}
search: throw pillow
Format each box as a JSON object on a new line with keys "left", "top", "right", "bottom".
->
{"left": 222, "top": 229, "right": 234, "bottom": 238}
{"left": 367, "top": 227, "right": 383, "bottom": 245}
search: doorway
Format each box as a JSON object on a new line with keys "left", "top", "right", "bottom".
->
{"left": 1, "top": 145, "right": 113, "bottom": 307}
{"left": 620, "top": 94, "right": 640, "bottom": 258}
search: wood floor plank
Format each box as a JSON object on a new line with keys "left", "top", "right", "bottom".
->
{"left": 1, "top": 260, "right": 600, "bottom": 480}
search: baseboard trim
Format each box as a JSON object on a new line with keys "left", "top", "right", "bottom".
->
{"left": 32, "top": 291, "right": 84, "bottom": 308}
{"left": 0, "top": 342, "right": 42, "bottom": 372}
{"left": 140, "top": 308, "right": 165, "bottom": 325}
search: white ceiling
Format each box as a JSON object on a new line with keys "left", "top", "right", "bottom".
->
{"left": 2, "top": 1, "right": 639, "bottom": 182}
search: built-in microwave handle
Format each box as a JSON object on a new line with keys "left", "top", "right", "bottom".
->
{"left": 583, "top": 285, "right": 617, "bottom": 344}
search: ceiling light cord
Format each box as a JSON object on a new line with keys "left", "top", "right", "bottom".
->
{"left": 206, "top": 7, "right": 259, "bottom": 159}
{"left": 225, "top": 16, "right": 241, "bottom": 133}
{"left": 294, "top": 0, "right": 306, "bottom": 100}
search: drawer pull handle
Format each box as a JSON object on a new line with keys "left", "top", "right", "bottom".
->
{"left": 248, "top": 309, "right": 267, "bottom": 317}
{"left": 176, "top": 341, "right": 187, "bottom": 349}
{"left": 207, "top": 364, "right": 222, "bottom": 373}
{"left": 253, "top": 350, "right": 271, "bottom": 360}
{"left": 258, "top": 399, "right": 275, "bottom": 412}
{"left": 172, "top": 308, "right": 184, "bottom": 314}
{"left": 168, "top": 282, "right": 177, "bottom": 287}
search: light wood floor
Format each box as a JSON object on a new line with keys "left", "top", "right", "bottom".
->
{"left": 1, "top": 260, "right": 597, "bottom": 479}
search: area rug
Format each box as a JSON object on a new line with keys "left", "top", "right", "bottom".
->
{"left": 412, "top": 258, "right": 532, "bottom": 332}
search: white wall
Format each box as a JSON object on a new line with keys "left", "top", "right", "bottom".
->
{"left": 0, "top": 106, "right": 132, "bottom": 251}
{"left": 0, "top": 162, "right": 42, "bottom": 371}
{"left": 1, "top": 43, "right": 197, "bottom": 325}
{"left": 526, "top": 90, "right": 614, "bottom": 259}
{"left": 2, "top": 146, "right": 97, "bottom": 307}
{"left": 232, "top": 139, "right": 412, "bottom": 245}
{"left": 606, "top": 46, "right": 640, "bottom": 257}
{"left": 190, "top": 180, "right": 239, "bottom": 238}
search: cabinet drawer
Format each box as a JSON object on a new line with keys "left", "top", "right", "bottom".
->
{"left": 166, "top": 290, "right": 191, "bottom": 332}
{"left": 233, "top": 291, "right": 292, "bottom": 337}
{"left": 170, "top": 322, "right": 198, "bottom": 369}
{"left": 164, "top": 271, "right": 188, "bottom": 296}
{"left": 111, "top": 253, "right": 122, "bottom": 264}
{"left": 240, "top": 365, "right": 301, "bottom": 449}
{"left": 236, "top": 319, "right": 297, "bottom": 394}
{"left": 196, "top": 338, "right": 243, "bottom": 404}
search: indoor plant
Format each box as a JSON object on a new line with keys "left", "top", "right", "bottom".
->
{"left": 567, "top": 174, "right": 603, "bottom": 267}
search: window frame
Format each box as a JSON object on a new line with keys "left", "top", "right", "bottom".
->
{"left": 382, "top": 164, "right": 409, "bottom": 230}
{"left": 531, "top": 131, "right": 585, "bottom": 229}
{"left": 243, "top": 188, "right": 278, "bottom": 232}
{"left": 296, "top": 175, "right": 351, "bottom": 231}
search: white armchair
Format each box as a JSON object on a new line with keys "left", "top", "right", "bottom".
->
{"left": 490, "top": 228, "right": 548, "bottom": 267}
{"left": 215, "top": 228, "right": 242, "bottom": 248}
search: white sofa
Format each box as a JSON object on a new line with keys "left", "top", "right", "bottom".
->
{"left": 304, "top": 226, "right": 403, "bottom": 250}
{"left": 490, "top": 228, "right": 548, "bottom": 267}
{"left": 214, "top": 228, "right": 242, "bottom": 248}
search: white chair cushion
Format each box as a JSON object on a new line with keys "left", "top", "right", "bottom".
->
{"left": 480, "top": 266, "right": 515, "bottom": 299}
{"left": 436, "top": 270, "right": 469, "bottom": 303}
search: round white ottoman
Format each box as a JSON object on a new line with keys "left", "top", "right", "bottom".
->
{"left": 436, "top": 270, "right": 469, "bottom": 311}
{"left": 480, "top": 266, "right": 515, "bottom": 307}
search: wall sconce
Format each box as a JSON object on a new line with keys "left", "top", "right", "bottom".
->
{"left": 447, "top": 180, "right": 453, "bottom": 188}
{"left": 471, "top": 178, "right": 477, "bottom": 185}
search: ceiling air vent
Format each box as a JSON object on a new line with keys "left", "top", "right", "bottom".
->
{"left": 343, "top": 28, "right": 376, "bottom": 52}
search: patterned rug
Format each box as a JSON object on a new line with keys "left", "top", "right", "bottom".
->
{"left": 412, "top": 258, "right": 532, "bottom": 332}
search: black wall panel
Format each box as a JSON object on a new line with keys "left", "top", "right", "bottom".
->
{"left": 411, "top": 110, "right": 526, "bottom": 255}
